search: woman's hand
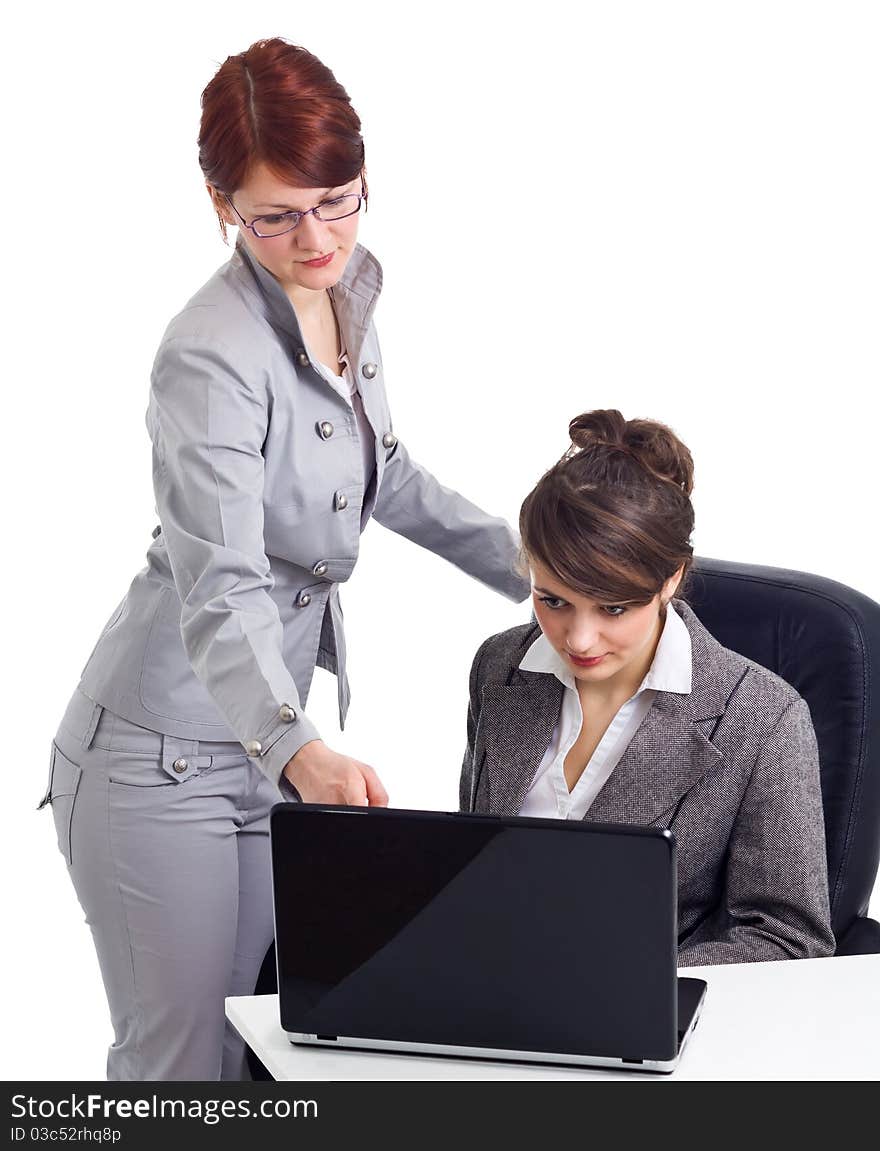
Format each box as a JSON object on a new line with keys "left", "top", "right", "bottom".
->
{"left": 283, "top": 740, "right": 389, "bottom": 806}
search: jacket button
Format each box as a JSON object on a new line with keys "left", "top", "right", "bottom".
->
{"left": 317, "top": 420, "right": 334, "bottom": 439}
{"left": 172, "top": 758, "right": 188, "bottom": 773}
{"left": 245, "top": 740, "right": 262, "bottom": 757}
{"left": 151, "top": 524, "right": 162, "bottom": 539}
{"left": 296, "top": 592, "right": 312, "bottom": 608}
{"left": 334, "top": 490, "right": 348, "bottom": 511}
{"left": 296, "top": 351, "right": 310, "bottom": 367}
{"left": 312, "top": 560, "right": 329, "bottom": 577}
{"left": 361, "top": 362, "right": 378, "bottom": 379}
{"left": 382, "top": 432, "right": 397, "bottom": 449}
{"left": 279, "top": 704, "right": 296, "bottom": 722}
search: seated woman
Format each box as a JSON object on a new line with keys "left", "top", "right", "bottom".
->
{"left": 460, "top": 410, "right": 835, "bottom": 965}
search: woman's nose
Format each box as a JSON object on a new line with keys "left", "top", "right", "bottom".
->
{"left": 565, "top": 619, "right": 600, "bottom": 656}
{"left": 295, "top": 211, "right": 332, "bottom": 252}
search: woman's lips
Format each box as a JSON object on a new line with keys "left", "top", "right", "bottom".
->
{"left": 301, "top": 252, "right": 334, "bottom": 268}
{"left": 567, "top": 652, "right": 607, "bottom": 668}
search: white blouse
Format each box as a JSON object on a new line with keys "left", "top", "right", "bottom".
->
{"left": 517, "top": 603, "right": 693, "bottom": 820}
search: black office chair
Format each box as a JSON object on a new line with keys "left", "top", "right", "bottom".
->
{"left": 247, "top": 555, "right": 880, "bottom": 1076}
{"left": 686, "top": 556, "right": 880, "bottom": 954}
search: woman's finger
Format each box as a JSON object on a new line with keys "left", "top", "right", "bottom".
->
{"left": 361, "top": 762, "right": 389, "bottom": 807}
{"left": 343, "top": 780, "right": 369, "bottom": 806}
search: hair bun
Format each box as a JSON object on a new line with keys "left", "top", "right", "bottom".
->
{"left": 568, "top": 410, "right": 627, "bottom": 452}
{"left": 568, "top": 409, "right": 694, "bottom": 495}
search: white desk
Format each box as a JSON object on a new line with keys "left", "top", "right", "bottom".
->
{"left": 226, "top": 954, "right": 880, "bottom": 1081}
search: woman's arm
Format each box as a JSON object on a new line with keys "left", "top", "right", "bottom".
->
{"left": 150, "top": 335, "right": 320, "bottom": 788}
{"left": 459, "top": 636, "right": 494, "bottom": 812}
{"left": 371, "top": 438, "right": 530, "bottom": 603}
{"left": 678, "top": 697, "right": 836, "bottom": 965}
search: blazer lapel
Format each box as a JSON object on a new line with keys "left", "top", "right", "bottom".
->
{"left": 584, "top": 692, "right": 723, "bottom": 826}
{"left": 478, "top": 676, "right": 564, "bottom": 816}
{"left": 472, "top": 601, "right": 743, "bottom": 825}
{"left": 585, "top": 602, "right": 739, "bottom": 825}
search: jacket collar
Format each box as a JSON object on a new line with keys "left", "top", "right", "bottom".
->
{"left": 478, "top": 601, "right": 740, "bottom": 821}
{"left": 229, "top": 235, "right": 383, "bottom": 355}
{"left": 518, "top": 601, "right": 693, "bottom": 695}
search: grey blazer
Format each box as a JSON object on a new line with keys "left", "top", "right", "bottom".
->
{"left": 79, "top": 236, "right": 529, "bottom": 788}
{"left": 460, "top": 600, "right": 836, "bottom": 965}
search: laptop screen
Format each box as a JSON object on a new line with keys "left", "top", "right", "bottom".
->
{"left": 270, "top": 806, "right": 679, "bottom": 1062}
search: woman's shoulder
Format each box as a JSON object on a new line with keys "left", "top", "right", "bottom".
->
{"left": 160, "top": 267, "right": 267, "bottom": 352}
{"left": 468, "top": 621, "right": 543, "bottom": 688}
{"left": 675, "top": 599, "right": 808, "bottom": 720}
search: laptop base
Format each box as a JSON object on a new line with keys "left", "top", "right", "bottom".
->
{"left": 289, "top": 976, "right": 707, "bottom": 1075}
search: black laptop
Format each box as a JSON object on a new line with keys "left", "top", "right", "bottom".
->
{"left": 269, "top": 805, "right": 707, "bottom": 1073}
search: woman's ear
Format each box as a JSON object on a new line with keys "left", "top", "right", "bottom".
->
{"left": 206, "top": 183, "right": 233, "bottom": 244}
{"left": 661, "top": 564, "right": 686, "bottom": 605}
{"left": 206, "top": 183, "right": 233, "bottom": 221}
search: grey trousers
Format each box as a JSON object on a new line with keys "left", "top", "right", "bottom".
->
{"left": 42, "top": 686, "right": 279, "bottom": 1081}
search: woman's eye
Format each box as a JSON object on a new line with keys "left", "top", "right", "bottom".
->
{"left": 602, "top": 605, "right": 627, "bottom": 617}
{"left": 537, "top": 595, "right": 566, "bottom": 610}
{"left": 261, "top": 214, "right": 288, "bottom": 225}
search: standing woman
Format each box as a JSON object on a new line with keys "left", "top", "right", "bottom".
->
{"left": 41, "top": 37, "right": 528, "bottom": 1081}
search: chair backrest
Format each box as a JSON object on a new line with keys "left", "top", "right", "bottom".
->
{"left": 686, "top": 557, "right": 880, "bottom": 940}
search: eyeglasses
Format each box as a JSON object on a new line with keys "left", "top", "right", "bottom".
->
{"left": 224, "top": 177, "right": 366, "bottom": 238}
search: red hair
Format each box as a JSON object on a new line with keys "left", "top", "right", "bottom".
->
{"left": 198, "top": 37, "right": 366, "bottom": 194}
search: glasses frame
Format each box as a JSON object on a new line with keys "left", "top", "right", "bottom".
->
{"left": 224, "top": 175, "right": 367, "bottom": 239}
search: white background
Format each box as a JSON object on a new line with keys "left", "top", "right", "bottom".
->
{"left": 3, "top": 0, "right": 878, "bottom": 1080}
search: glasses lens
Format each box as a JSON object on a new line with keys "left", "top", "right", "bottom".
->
{"left": 314, "top": 195, "right": 361, "bottom": 222}
{"left": 253, "top": 212, "right": 300, "bottom": 237}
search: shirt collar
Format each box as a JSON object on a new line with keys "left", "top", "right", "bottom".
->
{"left": 230, "top": 235, "right": 383, "bottom": 346}
{"left": 518, "top": 601, "right": 693, "bottom": 696}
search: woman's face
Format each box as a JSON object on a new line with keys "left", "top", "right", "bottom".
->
{"left": 529, "top": 557, "right": 683, "bottom": 690}
{"left": 212, "top": 161, "right": 363, "bottom": 296}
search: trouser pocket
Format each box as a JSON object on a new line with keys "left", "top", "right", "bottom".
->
{"left": 38, "top": 743, "right": 83, "bottom": 866}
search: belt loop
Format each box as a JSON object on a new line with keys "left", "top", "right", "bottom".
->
{"left": 82, "top": 700, "right": 103, "bottom": 752}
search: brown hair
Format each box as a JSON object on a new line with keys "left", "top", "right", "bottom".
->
{"left": 519, "top": 410, "right": 695, "bottom": 604}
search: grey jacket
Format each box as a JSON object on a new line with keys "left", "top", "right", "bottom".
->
{"left": 80, "top": 237, "right": 529, "bottom": 788}
{"left": 460, "top": 601, "right": 836, "bottom": 965}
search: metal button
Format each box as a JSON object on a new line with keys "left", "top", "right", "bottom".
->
{"left": 151, "top": 524, "right": 161, "bottom": 539}
{"left": 382, "top": 432, "right": 397, "bottom": 449}
{"left": 317, "top": 420, "right": 334, "bottom": 439}
{"left": 296, "top": 592, "right": 312, "bottom": 608}
{"left": 296, "top": 351, "right": 310, "bottom": 367}
{"left": 244, "top": 740, "right": 262, "bottom": 757}
{"left": 312, "top": 560, "right": 329, "bottom": 577}
{"left": 279, "top": 704, "right": 296, "bottom": 723}
{"left": 172, "top": 758, "right": 188, "bottom": 774}
{"left": 361, "top": 362, "right": 378, "bottom": 380}
{"left": 334, "top": 491, "right": 348, "bottom": 511}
